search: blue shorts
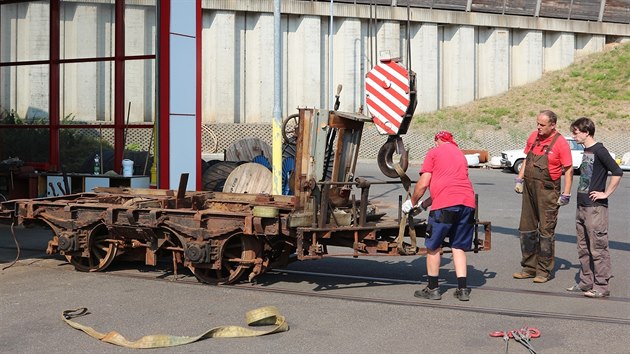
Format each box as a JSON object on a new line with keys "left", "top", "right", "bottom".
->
{"left": 425, "top": 205, "right": 475, "bottom": 251}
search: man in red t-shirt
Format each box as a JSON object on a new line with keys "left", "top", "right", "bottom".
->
{"left": 402, "top": 131, "right": 476, "bottom": 301}
{"left": 513, "top": 110, "right": 573, "bottom": 283}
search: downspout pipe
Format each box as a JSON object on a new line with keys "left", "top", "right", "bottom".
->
{"left": 272, "top": 0, "right": 282, "bottom": 195}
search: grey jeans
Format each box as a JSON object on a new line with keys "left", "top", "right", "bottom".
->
{"left": 575, "top": 205, "right": 612, "bottom": 293}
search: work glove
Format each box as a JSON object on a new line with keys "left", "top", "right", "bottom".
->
{"left": 514, "top": 178, "right": 524, "bottom": 194}
{"left": 557, "top": 194, "right": 571, "bottom": 206}
{"left": 401, "top": 199, "right": 414, "bottom": 214}
{"left": 401, "top": 199, "right": 425, "bottom": 214}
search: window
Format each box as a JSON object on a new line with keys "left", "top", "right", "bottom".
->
{"left": 0, "top": 0, "right": 156, "bottom": 174}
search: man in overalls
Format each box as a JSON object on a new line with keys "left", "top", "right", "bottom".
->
{"left": 513, "top": 110, "right": 573, "bottom": 283}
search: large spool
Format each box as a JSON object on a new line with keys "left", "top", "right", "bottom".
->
{"left": 222, "top": 163, "right": 272, "bottom": 194}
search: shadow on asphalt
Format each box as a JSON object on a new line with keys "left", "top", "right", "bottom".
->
{"left": 490, "top": 224, "right": 630, "bottom": 251}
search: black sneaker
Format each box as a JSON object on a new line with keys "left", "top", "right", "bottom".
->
{"left": 414, "top": 287, "right": 441, "bottom": 300}
{"left": 454, "top": 287, "right": 471, "bottom": 301}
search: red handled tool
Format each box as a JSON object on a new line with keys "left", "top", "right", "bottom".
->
{"left": 489, "top": 327, "right": 540, "bottom": 339}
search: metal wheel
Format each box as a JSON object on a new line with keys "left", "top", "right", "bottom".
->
{"left": 189, "top": 233, "right": 259, "bottom": 284}
{"left": 65, "top": 226, "right": 117, "bottom": 272}
{"left": 282, "top": 113, "right": 299, "bottom": 144}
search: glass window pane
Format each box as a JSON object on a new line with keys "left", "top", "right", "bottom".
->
{"left": 60, "top": 0, "right": 115, "bottom": 60}
{"left": 60, "top": 61, "right": 114, "bottom": 124}
{"left": 57, "top": 127, "right": 153, "bottom": 174}
{"left": 123, "top": 128, "right": 154, "bottom": 176}
{"left": 125, "top": 1, "right": 157, "bottom": 56}
{"left": 125, "top": 59, "right": 156, "bottom": 123}
{"left": 59, "top": 127, "right": 113, "bottom": 173}
{"left": 0, "top": 1, "right": 50, "bottom": 63}
{"left": 0, "top": 127, "right": 50, "bottom": 163}
{"left": 0, "top": 65, "right": 49, "bottom": 124}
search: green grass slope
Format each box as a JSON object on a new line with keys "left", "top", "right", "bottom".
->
{"left": 410, "top": 41, "right": 630, "bottom": 139}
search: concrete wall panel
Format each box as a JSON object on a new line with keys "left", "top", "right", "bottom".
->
{"left": 331, "top": 18, "right": 363, "bottom": 112}
{"left": 376, "top": 20, "right": 401, "bottom": 61}
{"left": 203, "top": 11, "right": 239, "bottom": 123}
{"left": 544, "top": 32, "right": 575, "bottom": 72}
{"left": 442, "top": 25, "right": 475, "bottom": 108}
{"left": 511, "top": 30, "right": 543, "bottom": 86}
{"left": 409, "top": 23, "right": 439, "bottom": 113}
{"left": 285, "top": 15, "right": 323, "bottom": 114}
{"left": 477, "top": 27, "right": 510, "bottom": 99}
{"left": 575, "top": 34, "right": 605, "bottom": 58}
{"left": 244, "top": 13, "right": 275, "bottom": 123}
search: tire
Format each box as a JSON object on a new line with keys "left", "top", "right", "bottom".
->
{"left": 202, "top": 161, "right": 241, "bottom": 191}
{"left": 513, "top": 159, "right": 524, "bottom": 174}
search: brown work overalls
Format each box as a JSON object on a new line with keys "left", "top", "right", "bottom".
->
{"left": 518, "top": 133, "right": 561, "bottom": 279}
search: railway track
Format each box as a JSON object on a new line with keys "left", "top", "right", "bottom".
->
{"left": 3, "top": 249, "right": 629, "bottom": 326}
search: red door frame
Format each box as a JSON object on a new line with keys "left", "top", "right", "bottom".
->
{"left": 157, "top": 0, "right": 202, "bottom": 190}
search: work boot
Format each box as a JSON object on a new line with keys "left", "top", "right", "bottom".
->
{"left": 512, "top": 271, "right": 535, "bottom": 279}
{"left": 454, "top": 287, "right": 471, "bottom": 301}
{"left": 414, "top": 287, "right": 441, "bottom": 300}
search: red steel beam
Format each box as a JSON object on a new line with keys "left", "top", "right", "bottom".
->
{"left": 49, "top": 0, "right": 60, "bottom": 170}
{"left": 158, "top": 0, "right": 171, "bottom": 189}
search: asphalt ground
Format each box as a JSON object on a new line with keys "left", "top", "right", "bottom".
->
{"left": 1, "top": 162, "right": 629, "bottom": 354}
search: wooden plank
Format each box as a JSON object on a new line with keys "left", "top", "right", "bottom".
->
{"left": 539, "top": 0, "right": 572, "bottom": 19}
{"left": 430, "top": 0, "right": 468, "bottom": 11}
{"left": 471, "top": 0, "right": 507, "bottom": 15}
{"left": 603, "top": 0, "right": 630, "bottom": 24}
{"left": 568, "top": 0, "right": 602, "bottom": 21}
{"left": 471, "top": 0, "right": 537, "bottom": 15}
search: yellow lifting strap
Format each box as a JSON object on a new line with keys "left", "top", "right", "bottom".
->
{"left": 61, "top": 306, "right": 289, "bottom": 349}
{"left": 393, "top": 163, "right": 418, "bottom": 255}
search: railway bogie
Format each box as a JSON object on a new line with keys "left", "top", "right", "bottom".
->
{"left": 0, "top": 107, "right": 492, "bottom": 284}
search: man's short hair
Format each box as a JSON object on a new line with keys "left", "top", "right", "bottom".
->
{"left": 539, "top": 110, "right": 558, "bottom": 124}
{"left": 570, "top": 117, "right": 595, "bottom": 137}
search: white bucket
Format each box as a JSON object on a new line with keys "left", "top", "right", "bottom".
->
{"left": 122, "top": 159, "right": 134, "bottom": 177}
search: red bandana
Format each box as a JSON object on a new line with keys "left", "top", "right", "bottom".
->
{"left": 434, "top": 130, "right": 458, "bottom": 147}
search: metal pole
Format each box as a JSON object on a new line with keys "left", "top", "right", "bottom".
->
{"left": 272, "top": 0, "right": 282, "bottom": 195}
{"left": 329, "top": 0, "right": 334, "bottom": 111}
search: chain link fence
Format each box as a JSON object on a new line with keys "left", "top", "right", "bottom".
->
{"left": 202, "top": 123, "right": 630, "bottom": 162}
{"left": 90, "top": 123, "right": 629, "bottom": 163}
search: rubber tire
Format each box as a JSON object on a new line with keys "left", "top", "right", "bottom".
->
{"left": 513, "top": 159, "right": 523, "bottom": 174}
{"left": 202, "top": 161, "right": 240, "bottom": 191}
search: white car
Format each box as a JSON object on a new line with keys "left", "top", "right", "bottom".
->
{"left": 500, "top": 137, "right": 585, "bottom": 173}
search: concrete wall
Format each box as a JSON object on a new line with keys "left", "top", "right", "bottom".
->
{"left": 197, "top": 0, "right": 630, "bottom": 123}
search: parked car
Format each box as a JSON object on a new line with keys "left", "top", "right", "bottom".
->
{"left": 500, "top": 137, "right": 585, "bottom": 173}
